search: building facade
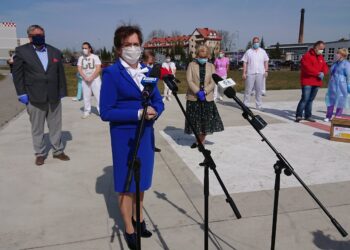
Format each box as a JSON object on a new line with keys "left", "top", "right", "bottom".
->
{"left": 144, "top": 27, "right": 222, "bottom": 60}
{"left": 267, "top": 39, "right": 350, "bottom": 63}
{"left": 0, "top": 22, "right": 29, "bottom": 62}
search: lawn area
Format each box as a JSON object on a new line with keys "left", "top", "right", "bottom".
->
{"left": 0, "top": 74, "right": 5, "bottom": 81}
{"left": 64, "top": 65, "right": 329, "bottom": 97}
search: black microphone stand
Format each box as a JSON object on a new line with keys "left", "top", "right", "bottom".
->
{"left": 125, "top": 87, "right": 153, "bottom": 250}
{"left": 221, "top": 87, "right": 348, "bottom": 250}
{"left": 163, "top": 75, "right": 242, "bottom": 250}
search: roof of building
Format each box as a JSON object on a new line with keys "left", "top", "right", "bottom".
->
{"left": 268, "top": 39, "right": 350, "bottom": 49}
{"left": 144, "top": 35, "right": 190, "bottom": 48}
{"left": 194, "top": 28, "right": 222, "bottom": 41}
{"left": 144, "top": 27, "right": 222, "bottom": 48}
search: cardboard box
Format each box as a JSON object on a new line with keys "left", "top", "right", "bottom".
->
{"left": 330, "top": 117, "right": 350, "bottom": 143}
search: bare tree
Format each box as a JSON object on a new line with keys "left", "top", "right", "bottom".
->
{"left": 147, "top": 29, "right": 168, "bottom": 40}
{"left": 171, "top": 30, "right": 182, "bottom": 37}
{"left": 218, "top": 29, "right": 234, "bottom": 51}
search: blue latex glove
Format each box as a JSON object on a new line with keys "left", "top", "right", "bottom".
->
{"left": 18, "top": 94, "right": 29, "bottom": 105}
{"left": 318, "top": 72, "right": 324, "bottom": 80}
{"left": 196, "top": 90, "right": 206, "bottom": 102}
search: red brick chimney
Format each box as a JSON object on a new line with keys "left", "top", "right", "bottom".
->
{"left": 298, "top": 8, "right": 305, "bottom": 44}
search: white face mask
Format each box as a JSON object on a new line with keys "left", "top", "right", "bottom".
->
{"left": 122, "top": 46, "right": 141, "bottom": 65}
{"left": 165, "top": 58, "right": 171, "bottom": 63}
{"left": 82, "top": 48, "right": 89, "bottom": 56}
{"left": 219, "top": 53, "right": 224, "bottom": 58}
{"left": 316, "top": 49, "right": 324, "bottom": 55}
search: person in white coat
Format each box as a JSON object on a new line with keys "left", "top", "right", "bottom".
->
{"left": 242, "top": 36, "right": 269, "bottom": 110}
{"left": 77, "top": 42, "right": 102, "bottom": 119}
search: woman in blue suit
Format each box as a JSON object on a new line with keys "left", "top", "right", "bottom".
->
{"left": 100, "top": 25, "right": 164, "bottom": 249}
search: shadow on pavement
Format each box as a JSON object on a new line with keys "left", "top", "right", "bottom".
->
{"left": 313, "top": 132, "right": 330, "bottom": 140}
{"left": 163, "top": 126, "right": 214, "bottom": 146}
{"left": 312, "top": 230, "right": 350, "bottom": 249}
{"left": 44, "top": 130, "right": 72, "bottom": 155}
{"left": 153, "top": 191, "right": 237, "bottom": 250}
{"left": 96, "top": 166, "right": 125, "bottom": 249}
{"left": 80, "top": 106, "right": 99, "bottom": 116}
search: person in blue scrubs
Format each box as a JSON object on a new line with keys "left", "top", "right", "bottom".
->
{"left": 100, "top": 25, "right": 164, "bottom": 249}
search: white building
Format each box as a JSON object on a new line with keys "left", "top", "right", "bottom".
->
{"left": 267, "top": 39, "right": 350, "bottom": 63}
{"left": 0, "top": 22, "right": 29, "bottom": 61}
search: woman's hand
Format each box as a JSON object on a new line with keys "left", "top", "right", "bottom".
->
{"left": 145, "top": 106, "right": 157, "bottom": 120}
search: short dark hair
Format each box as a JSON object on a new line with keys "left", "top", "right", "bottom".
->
{"left": 142, "top": 50, "right": 155, "bottom": 62}
{"left": 82, "top": 42, "right": 94, "bottom": 53}
{"left": 113, "top": 25, "right": 143, "bottom": 58}
{"left": 313, "top": 40, "right": 325, "bottom": 48}
{"left": 165, "top": 54, "right": 171, "bottom": 58}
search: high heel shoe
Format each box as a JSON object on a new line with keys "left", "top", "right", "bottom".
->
{"left": 124, "top": 231, "right": 137, "bottom": 250}
{"left": 132, "top": 217, "right": 153, "bottom": 238}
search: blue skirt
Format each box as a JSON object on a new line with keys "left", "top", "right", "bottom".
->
{"left": 110, "top": 125, "right": 155, "bottom": 193}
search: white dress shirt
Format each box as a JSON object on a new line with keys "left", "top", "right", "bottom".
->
{"left": 120, "top": 58, "right": 149, "bottom": 91}
{"left": 241, "top": 48, "right": 269, "bottom": 74}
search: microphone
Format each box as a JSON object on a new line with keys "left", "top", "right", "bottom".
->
{"left": 162, "top": 74, "right": 180, "bottom": 92}
{"left": 140, "top": 64, "right": 162, "bottom": 98}
{"left": 212, "top": 74, "right": 236, "bottom": 98}
{"left": 212, "top": 73, "right": 267, "bottom": 130}
{"left": 141, "top": 77, "right": 158, "bottom": 98}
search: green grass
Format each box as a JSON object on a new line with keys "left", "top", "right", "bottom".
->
{"left": 0, "top": 74, "right": 5, "bottom": 81}
{"left": 64, "top": 65, "right": 329, "bottom": 97}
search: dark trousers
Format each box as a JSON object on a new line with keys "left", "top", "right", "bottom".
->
{"left": 296, "top": 86, "right": 319, "bottom": 118}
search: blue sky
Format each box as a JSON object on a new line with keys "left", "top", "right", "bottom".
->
{"left": 1, "top": 0, "right": 350, "bottom": 51}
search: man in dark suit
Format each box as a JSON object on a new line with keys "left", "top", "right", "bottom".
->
{"left": 12, "top": 24, "right": 70, "bottom": 166}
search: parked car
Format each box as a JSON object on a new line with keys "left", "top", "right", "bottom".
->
{"left": 268, "top": 62, "right": 281, "bottom": 71}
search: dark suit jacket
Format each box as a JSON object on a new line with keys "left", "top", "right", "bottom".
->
{"left": 12, "top": 43, "right": 67, "bottom": 104}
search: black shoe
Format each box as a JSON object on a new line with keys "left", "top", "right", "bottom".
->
{"left": 132, "top": 217, "right": 153, "bottom": 238}
{"left": 154, "top": 147, "right": 161, "bottom": 152}
{"left": 295, "top": 117, "right": 302, "bottom": 123}
{"left": 124, "top": 231, "right": 137, "bottom": 250}
{"left": 190, "top": 142, "right": 198, "bottom": 149}
{"left": 305, "top": 117, "right": 316, "bottom": 122}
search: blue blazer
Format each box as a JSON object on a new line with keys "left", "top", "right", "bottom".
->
{"left": 100, "top": 59, "right": 164, "bottom": 128}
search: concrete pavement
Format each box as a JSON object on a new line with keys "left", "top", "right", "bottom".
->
{"left": 0, "top": 79, "right": 349, "bottom": 249}
{"left": 0, "top": 72, "right": 25, "bottom": 127}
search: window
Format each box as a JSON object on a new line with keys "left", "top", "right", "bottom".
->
{"left": 328, "top": 48, "right": 334, "bottom": 54}
{"left": 328, "top": 54, "right": 334, "bottom": 61}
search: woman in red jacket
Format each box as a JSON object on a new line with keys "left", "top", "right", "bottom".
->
{"left": 295, "top": 41, "right": 329, "bottom": 122}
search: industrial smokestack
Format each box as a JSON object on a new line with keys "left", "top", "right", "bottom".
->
{"left": 298, "top": 8, "right": 305, "bottom": 44}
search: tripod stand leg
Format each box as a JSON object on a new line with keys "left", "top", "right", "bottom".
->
{"left": 271, "top": 163, "right": 282, "bottom": 250}
{"left": 204, "top": 165, "right": 209, "bottom": 250}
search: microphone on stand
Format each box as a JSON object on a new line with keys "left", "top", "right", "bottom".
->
{"left": 140, "top": 65, "right": 161, "bottom": 98}
{"left": 162, "top": 74, "right": 181, "bottom": 92}
{"left": 212, "top": 73, "right": 267, "bottom": 130}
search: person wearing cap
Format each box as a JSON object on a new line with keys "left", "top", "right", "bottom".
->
{"left": 324, "top": 48, "right": 350, "bottom": 122}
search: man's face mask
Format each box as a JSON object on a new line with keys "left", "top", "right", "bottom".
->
{"left": 32, "top": 34, "right": 45, "bottom": 46}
